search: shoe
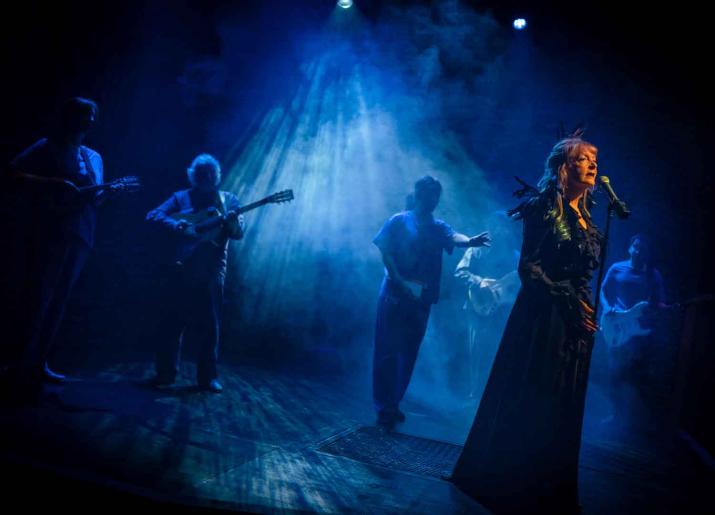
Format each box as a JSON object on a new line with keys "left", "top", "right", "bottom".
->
{"left": 42, "top": 364, "right": 66, "bottom": 384}
{"left": 377, "top": 410, "right": 397, "bottom": 429}
{"left": 377, "top": 408, "right": 405, "bottom": 423}
{"left": 200, "top": 379, "right": 223, "bottom": 393}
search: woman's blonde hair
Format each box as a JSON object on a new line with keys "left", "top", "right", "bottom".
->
{"left": 537, "top": 137, "right": 597, "bottom": 239}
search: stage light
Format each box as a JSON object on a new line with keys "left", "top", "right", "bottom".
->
{"left": 513, "top": 18, "right": 527, "bottom": 30}
{"left": 337, "top": 0, "right": 353, "bottom": 9}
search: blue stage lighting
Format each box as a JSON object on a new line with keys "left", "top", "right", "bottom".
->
{"left": 513, "top": 18, "right": 527, "bottom": 30}
{"left": 337, "top": 0, "right": 353, "bottom": 9}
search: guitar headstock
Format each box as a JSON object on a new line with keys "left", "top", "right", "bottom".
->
{"left": 110, "top": 176, "right": 141, "bottom": 192}
{"left": 268, "top": 189, "right": 294, "bottom": 204}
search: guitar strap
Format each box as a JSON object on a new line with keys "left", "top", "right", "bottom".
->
{"left": 79, "top": 146, "right": 97, "bottom": 186}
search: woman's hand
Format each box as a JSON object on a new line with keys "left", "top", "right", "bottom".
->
{"left": 578, "top": 299, "right": 598, "bottom": 334}
{"left": 553, "top": 283, "right": 598, "bottom": 335}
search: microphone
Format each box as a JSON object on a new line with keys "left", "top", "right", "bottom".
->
{"left": 599, "top": 176, "right": 630, "bottom": 219}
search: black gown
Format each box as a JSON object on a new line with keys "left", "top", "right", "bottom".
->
{"left": 451, "top": 191, "right": 602, "bottom": 514}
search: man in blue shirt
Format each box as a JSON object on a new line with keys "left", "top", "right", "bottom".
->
{"left": 601, "top": 234, "right": 666, "bottom": 316}
{"left": 372, "top": 175, "right": 490, "bottom": 428}
{"left": 5, "top": 97, "right": 103, "bottom": 390}
{"left": 600, "top": 234, "right": 668, "bottom": 426}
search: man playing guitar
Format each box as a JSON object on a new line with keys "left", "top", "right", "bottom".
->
{"left": 4, "top": 97, "right": 112, "bottom": 391}
{"left": 146, "top": 153, "right": 245, "bottom": 393}
{"left": 600, "top": 234, "right": 668, "bottom": 426}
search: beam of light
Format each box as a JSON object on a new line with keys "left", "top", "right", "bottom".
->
{"left": 219, "top": 14, "right": 509, "bottom": 428}
{"left": 223, "top": 40, "right": 495, "bottom": 331}
{"left": 513, "top": 18, "right": 527, "bottom": 30}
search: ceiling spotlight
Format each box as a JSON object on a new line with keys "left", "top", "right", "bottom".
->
{"left": 513, "top": 18, "right": 527, "bottom": 30}
{"left": 337, "top": 0, "right": 353, "bottom": 9}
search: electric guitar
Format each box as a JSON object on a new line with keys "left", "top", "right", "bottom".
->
{"left": 170, "top": 189, "right": 293, "bottom": 261}
{"left": 600, "top": 294, "right": 713, "bottom": 348}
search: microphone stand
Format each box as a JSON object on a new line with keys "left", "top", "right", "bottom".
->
{"left": 593, "top": 196, "right": 630, "bottom": 323}
{"left": 593, "top": 202, "right": 614, "bottom": 322}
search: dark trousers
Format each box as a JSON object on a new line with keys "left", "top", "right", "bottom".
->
{"left": 155, "top": 269, "right": 223, "bottom": 385}
{"left": 372, "top": 291, "right": 431, "bottom": 414}
{"left": 9, "top": 232, "right": 90, "bottom": 382}
{"left": 607, "top": 335, "right": 655, "bottom": 426}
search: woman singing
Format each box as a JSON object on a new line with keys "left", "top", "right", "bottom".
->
{"left": 451, "top": 134, "right": 602, "bottom": 514}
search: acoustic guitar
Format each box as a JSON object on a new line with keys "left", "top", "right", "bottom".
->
{"left": 170, "top": 189, "right": 293, "bottom": 262}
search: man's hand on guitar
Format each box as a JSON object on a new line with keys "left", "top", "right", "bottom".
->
{"left": 176, "top": 220, "right": 199, "bottom": 238}
{"left": 223, "top": 210, "right": 245, "bottom": 239}
{"left": 105, "top": 182, "right": 126, "bottom": 196}
{"left": 49, "top": 179, "right": 82, "bottom": 206}
{"left": 58, "top": 179, "right": 81, "bottom": 194}
{"left": 468, "top": 231, "right": 491, "bottom": 248}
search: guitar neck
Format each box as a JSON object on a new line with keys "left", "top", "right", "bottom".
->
{"left": 11, "top": 172, "right": 105, "bottom": 193}
{"left": 235, "top": 198, "right": 273, "bottom": 215}
{"left": 79, "top": 183, "right": 112, "bottom": 194}
{"left": 193, "top": 198, "right": 273, "bottom": 232}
